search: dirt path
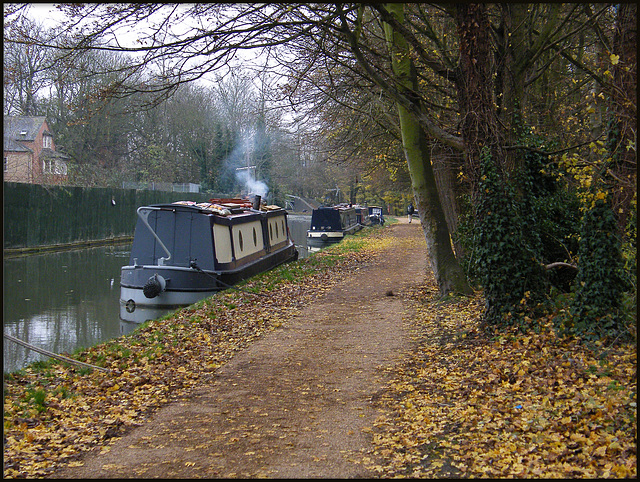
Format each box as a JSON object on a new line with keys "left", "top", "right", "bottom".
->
{"left": 53, "top": 219, "right": 427, "bottom": 479}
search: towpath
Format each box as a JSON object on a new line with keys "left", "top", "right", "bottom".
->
{"left": 53, "top": 218, "right": 428, "bottom": 478}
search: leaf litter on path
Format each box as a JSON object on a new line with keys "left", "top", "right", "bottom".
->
{"left": 366, "top": 276, "right": 636, "bottom": 478}
{"left": 3, "top": 221, "right": 636, "bottom": 478}
{"left": 3, "top": 226, "right": 395, "bottom": 478}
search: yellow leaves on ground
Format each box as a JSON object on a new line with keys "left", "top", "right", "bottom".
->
{"left": 3, "top": 225, "right": 635, "bottom": 479}
{"left": 367, "top": 281, "right": 637, "bottom": 478}
{"left": 3, "top": 229, "right": 386, "bottom": 479}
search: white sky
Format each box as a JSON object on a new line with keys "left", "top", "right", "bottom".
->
{"left": 22, "top": 3, "right": 66, "bottom": 27}
{"left": 20, "top": 3, "right": 277, "bottom": 75}
{"left": 21, "top": 3, "right": 161, "bottom": 49}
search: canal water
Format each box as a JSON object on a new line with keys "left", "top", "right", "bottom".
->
{"left": 3, "top": 215, "right": 311, "bottom": 374}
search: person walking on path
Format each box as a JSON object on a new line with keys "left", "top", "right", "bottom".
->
{"left": 407, "top": 203, "right": 415, "bottom": 223}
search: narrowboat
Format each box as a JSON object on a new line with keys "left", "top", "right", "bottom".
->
{"left": 120, "top": 197, "right": 298, "bottom": 322}
{"left": 354, "top": 205, "right": 372, "bottom": 227}
{"left": 368, "top": 205, "right": 386, "bottom": 225}
{"left": 306, "top": 204, "right": 362, "bottom": 248}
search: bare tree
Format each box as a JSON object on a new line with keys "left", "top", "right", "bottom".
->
{"left": 5, "top": 3, "right": 628, "bottom": 297}
{"left": 3, "top": 15, "right": 53, "bottom": 114}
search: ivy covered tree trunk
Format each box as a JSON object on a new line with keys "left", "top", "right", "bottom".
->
{"left": 568, "top": 5, "right": 636, "bottom": 341}
{"left": 384, "top": 3, "right": 472, "bottom": 296}
{"left": 475, "top": 148, "right": 549, "bottom": 326}
{"left": 455, "top": 4, "right": 504, "bottom": 199}
{"left": 570, "top": 195, "right": 627, "bottom": 339}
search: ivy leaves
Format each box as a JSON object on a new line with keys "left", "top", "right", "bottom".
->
{"left": 472, "top": 148, "right": 548, "bottom": 326}
{"left": 568, "top": 197, "right": 628, "bottom": 339}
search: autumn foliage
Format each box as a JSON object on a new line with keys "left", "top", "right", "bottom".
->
{"left": 367, "top": 280, "right": 636, "bottom": 478}
{"left": 3, "top": 230, "right": 386, "bottom": 478}
{"left": 3, "top": 224, "right": 637, "bottom": 478}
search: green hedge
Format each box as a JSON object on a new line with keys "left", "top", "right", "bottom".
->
{"left": 3, "top": 182, "right": 212, "bottom": 249}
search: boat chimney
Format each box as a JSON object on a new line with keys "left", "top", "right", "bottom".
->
{"left": 252, "top": 194, "right": 261, "bottom": 210}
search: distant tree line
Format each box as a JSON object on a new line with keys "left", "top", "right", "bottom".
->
{"left": 4, "top": 11, "right": 408, "bottom": 208}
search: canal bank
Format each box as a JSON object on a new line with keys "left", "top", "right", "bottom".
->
{"left": 4, "top": 219, "right": 412, "bottom": 478}
{"left": 3, "top": 215, "right": 312, "bottom": 373}
{"left": 3, "top": 236, "right": 133, "bottom": 259}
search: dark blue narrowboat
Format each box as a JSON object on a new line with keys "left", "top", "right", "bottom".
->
{"left": 306, "top": 204, "right": 362, "bottom": 249}
{"left": 368, "top": 206, "right": 386, "bottom": 225}
{"left": 120, "top": 198, "right": 298, "bottom": 322}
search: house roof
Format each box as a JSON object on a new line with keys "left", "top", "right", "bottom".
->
{"left": 39, "top": 148, "right": 69, "bottom": 160}
{"left": 3, "top": 137, "right": 33, "bottom": 153}
{"left": 3, "top": 115, "right": 48, "bottom": 151}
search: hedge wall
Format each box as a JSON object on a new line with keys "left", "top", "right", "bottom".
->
{"left": 3, "top": 182, "right": 212, "bottom": 249}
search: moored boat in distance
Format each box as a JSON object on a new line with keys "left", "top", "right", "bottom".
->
{"left": 120, "top": 197, "right": 298, "bottom": 322}
{"left": 306, "top": 204, "right": 362, "bottom": 249}
{"left": 368, "top": 205, "right": 386, "bottom": 225}
{"left": 354, "top": 205, "right": 372, "bottom": 227}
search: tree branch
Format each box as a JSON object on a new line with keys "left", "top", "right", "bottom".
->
{"left": 337, "top": 5, "right": 463, "bottom": 151}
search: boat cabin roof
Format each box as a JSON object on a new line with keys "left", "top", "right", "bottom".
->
{"left": 145, "top": 199, "right": 286, "bottom": 218}
{"left": 310, "top": 205, "right": 355, "bottom": 229}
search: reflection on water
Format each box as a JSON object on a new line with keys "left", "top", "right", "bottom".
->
{"left": 3, "top": 215, "right": 312, "bottom": 374}
{"left": 3, "top": 245, "right": 131, "bottom": 374}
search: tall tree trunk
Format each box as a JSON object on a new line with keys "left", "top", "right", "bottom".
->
{"left": 431, "top": 145, "right": 467, "bottom": 259}
{"left": 455, "top": 3, "right": 505, "bottom": 201}
{"left": 383, "top": 3, "right": 472, "bottom": 296}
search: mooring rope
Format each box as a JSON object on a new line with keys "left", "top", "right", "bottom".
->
{"left": 189, "top": 262, "right": 269, "bottom": 298}
{"left": 3, "top": 333, "right": 111, "bottom": 372}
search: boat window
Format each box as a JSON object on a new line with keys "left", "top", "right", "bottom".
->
{"left": 239, "top": 231, "right": 244, "bottom": 252}
{"left": 281, "top": 220, "right": 285, "bottom": 236}
{"left": 269, "top": 224, "right": 273, "bottom": 241}
{"left": 253, "top": 227, "right": 257, "bottom": 246}
{"left": 275, "top": 222, "right": 279, "bottom": 238}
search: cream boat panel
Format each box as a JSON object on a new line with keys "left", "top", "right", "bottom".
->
{"left": 268, "top": 215, "right": 287, "bottom": 245}
{"left": 232, "top": 220, "right": 264, "bottom": 260}
{"left": 213, "top": 223, "right": 233, "bottom": 263}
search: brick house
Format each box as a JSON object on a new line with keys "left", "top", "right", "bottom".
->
{"left": 3, "top": 115, "right": 69, "bottom": 185}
